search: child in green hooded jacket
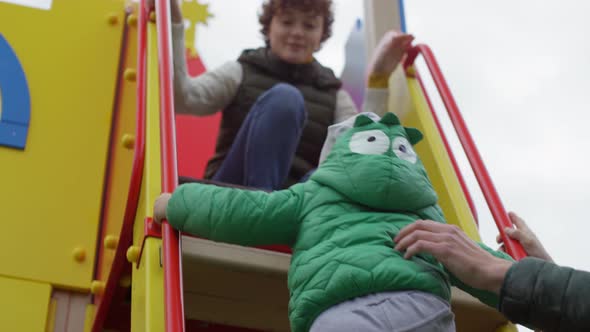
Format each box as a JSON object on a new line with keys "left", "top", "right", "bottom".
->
{"left": 155, "top": 112, "right": 512, "bottom": 332}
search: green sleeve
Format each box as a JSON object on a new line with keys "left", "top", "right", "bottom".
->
{"left": 165, "top": 183, "right": 304, "bottom": 247}
{"left": 447, "top": 242, "right": 514, "bottom": 308}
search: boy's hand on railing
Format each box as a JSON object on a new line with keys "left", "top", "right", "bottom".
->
{"left": 367, "top": 30, "right": 414, "bottom": 78}
{"left": 154, "top": 193, "right": 172, "bottom": 224}
{"left": 497, "top": 212, "right": 553, "bottom": 262}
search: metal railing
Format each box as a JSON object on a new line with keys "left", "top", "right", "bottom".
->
{"left": 153, "top": 0, "right": 185, "bottom": 330}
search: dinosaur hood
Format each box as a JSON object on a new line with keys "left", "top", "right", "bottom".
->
{"left": 310, "top": 112, "right": 438, "bottom": 211}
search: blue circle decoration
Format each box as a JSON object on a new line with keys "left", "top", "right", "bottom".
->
{"left": 0, "top": 33, "right": 31, "bottom": 150}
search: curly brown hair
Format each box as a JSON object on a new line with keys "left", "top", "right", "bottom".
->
{"left": 258, "top": 0, "right": 334, "bottom": 47}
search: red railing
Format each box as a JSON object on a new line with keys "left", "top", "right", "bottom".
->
{"left": 404, "top": 44, "right": 527, "bottom": 260}
{"left": 153, "top": 0, "right": 185, "bottom": 330}
{"left": 91, "top": 4, "right": 148, "bottom": 331}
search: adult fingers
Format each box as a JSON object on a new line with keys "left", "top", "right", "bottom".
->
{"left": 394, "top": 222, "right": 471, "bottom": 262}
{"left": 403, "top": 239, "right": 447, "bottom": 260}
{"left": 394, "top": 220, "right": 450, "bottom": 243}
{"left": 394, "top": 229, "right": 445, "bottom": 252}
{"left": 504, "top": 227, "right": 530, "bottom": 246}
{"left": 508, "top": 211, "right": 530, "bottom": 231}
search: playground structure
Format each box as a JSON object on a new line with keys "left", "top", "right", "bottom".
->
{"left": 0, "top": 0, "right": 526, "bottom": 331}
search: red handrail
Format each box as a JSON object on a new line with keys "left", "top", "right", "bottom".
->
{"left": 153, "top": 0, "right": 185, "bottom": 331}
{"left": 91, "top": 4, "right": 148, "bottom": 332}
{"left": 404, "top": 44, "right": 527, "bottom": 260}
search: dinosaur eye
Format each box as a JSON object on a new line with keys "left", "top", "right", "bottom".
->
{"left": 392, "top": 136, "right": 417, "bottom": 163}
{"left": 349, "top": 130, "right": 390, "bottom": 155}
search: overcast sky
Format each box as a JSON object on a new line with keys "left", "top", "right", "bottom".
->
{"left": 195, "top": 0, "right": 590, "bottom": 275}
{"left": 404, "top": 0, "right": 590, "bottom": 274}
{"left": 405, "top": 4, "right": 590, "bottom": 328}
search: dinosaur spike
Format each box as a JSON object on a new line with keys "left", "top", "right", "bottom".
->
{"left": 354, "top": 114, "right": 375, "bottom": 127}
{"left": 379, "top": 112, "right": 401, "bottom": 126}
{"left": 405, "top": 127, "right": 424, "bottom": 145}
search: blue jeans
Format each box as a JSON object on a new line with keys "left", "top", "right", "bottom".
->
{"left": 212, "top": 83, "right": 307, "bottom": 191}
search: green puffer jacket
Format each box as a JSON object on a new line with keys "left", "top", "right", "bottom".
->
{"left": 166, "top": 113, "right": 512, "bottom": 332}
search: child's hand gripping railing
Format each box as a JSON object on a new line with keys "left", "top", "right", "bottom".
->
{"left": 153, "top": 0, "right": 185, "bottom": 330}
{"left": 403, "top": 44, "right": 527, "bottom": 260}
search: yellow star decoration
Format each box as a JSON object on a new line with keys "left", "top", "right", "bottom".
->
{"left": 181, "top": 0, "right": 213, "bottom": 57}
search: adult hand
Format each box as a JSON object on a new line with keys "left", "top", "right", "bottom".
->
{"left": 497, "top": 212, "right": 553, "bottom": 262}
{"left": 394, "top": 220, "right": 513, "bottom": 294}
{"left": 367, "top": 30, "right": 415, "bottom": 77}
{"left": 153, "top": 193, "right": 172, "bottom": 224}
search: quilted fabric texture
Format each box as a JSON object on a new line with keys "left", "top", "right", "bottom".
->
{"left": 166, "top": 113, "right": 511, "bottom": 332}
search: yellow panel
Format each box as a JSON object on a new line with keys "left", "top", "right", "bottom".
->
{"left": 132, "top": 19, "right": 163, "bottom": 248}
{"left": 45, "top": 299, "right": 56, "bottom": 332}
{"left": 131, "top": 19, "right": 165, "bottom": 332}
{"left": 145, "top": 20, "right": 163, "bottom": 219}
{"left": 0, "top": 1, "right": 125, "bottom": 289}
{"left": 96, "top": 15, "right": 138, "bottom": 285}
{"left": 130, "top": 191, "right": 148, "bottom": 332}
{"left": 131, "top": 238, "right": 165, "bottom": 332}
{"left": 84, "top": 304, "right": 95, "bottom": 332}
{"left": 0, "top": 276, "right": 51, "bottom": 331}
{"left": 403, "top": 74, "right": 480, "bottom": 241}
{"left": 144, "top": 238, "right": 165, "bottom": 331}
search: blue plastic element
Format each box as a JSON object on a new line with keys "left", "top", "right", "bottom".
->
{"left": 398, "top": 0, "right": 407, "bottom": 33}
{"left": 0, "top": 122, "right": 29, "bottom": 149}
{"left": 0, "top": 34, "right": 31, "bottom": 150}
